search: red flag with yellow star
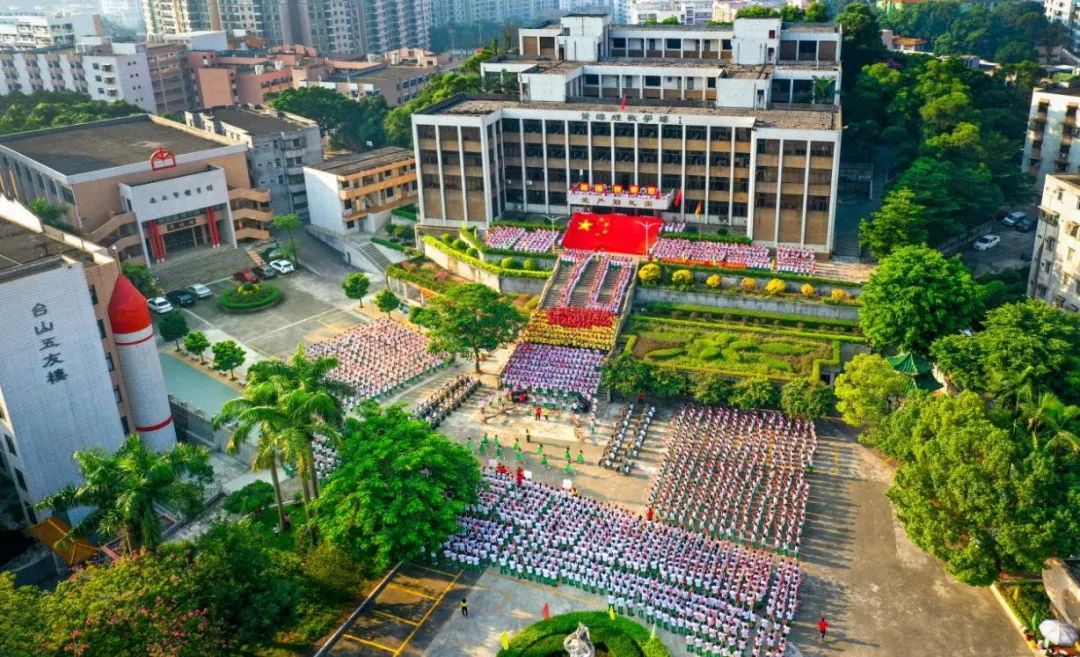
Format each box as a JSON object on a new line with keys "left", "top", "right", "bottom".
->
{"left": 561, "top": 212, "right": 662, "bottom": 255}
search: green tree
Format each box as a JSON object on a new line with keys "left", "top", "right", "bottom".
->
{"left": 183, "top": 331, "right": 210, "bottom": 363}
{"left": 835, "top": 2, "right": 885, "bottom": 89}
{"left": 342, "top": 272, "right": 370, "bottom": 306}
{"left": 649, "top": 368, "right": 688, "bottom": 398}
{"left": 121, "top": 262, "right": 161, "bottom": 298}
{"left": 729, "top": 376, "right": 777, "bottom": 410}
{"left": 311, "top": 403, "right": 481, "bottom": 572}
{"left": 804, "top": 1, "right": 828, "bottom": 21}
{"left": 374, "top": 288, "right": 400, "bottom": 316}
{"left": 691, "top": 372, "right": 732, "bottom": 406}
{"left": 600, "top": 354, "right": 654, "bottom": 397}
{"left": 272, "top": 213, "right": 301, "bottom": 253}
{"left": 157, "top": 309, "right": 188, "bottom": 350}
{"left": 737, "top": 5, "right": 780, "bottom": 17}
{"left": 860, "top": 245, "right": 981, "bottom": 353}
{"left": 37, "top": 435, "right": 212, "bottom": 553}
{"left": 28, "top": 197, "right": 69, "bottom": 229}
{"left": 779, "top": 377, "right": 836, "bottom": 419}
{"left": 859, "top": 188, "right": 928, "bottom": 258}
{"left": 1021, "top": 392, "right": 1080, "bottom": 455}
{"left": 412, "top": 283, "right": 524, "bottom": 373}
{"left": 834, "top": 353, "right": 910, "bottom": 433}
{"left": 269, "top": 87, "right": 388, "bottom": 151}
{"left": 0, "top": 573, "right": 43, "bottom": 657}
{"left": 211, "top": 340, "right": 246, "bottom": 380}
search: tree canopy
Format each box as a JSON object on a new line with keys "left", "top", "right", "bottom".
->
{"left": 412, "top": 283, "right": 525, "bottom": 373}
{"left": 834, "top": 353, "right": 910, "bottom": 433}
{"left": 310, "top": 403, "right": 481, "bottom": 572}
{"left": 269, "top": 88, "right": 389, "bottom": 152}
{"left": 0, "top": 91, "right": 142, "bottom": 137}
{"left": 859, "top": 245, "right": 982, "bottom": 353}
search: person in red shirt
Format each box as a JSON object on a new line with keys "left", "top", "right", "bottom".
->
{"left": 817, "top": 617, "right": 828, "bottom": 641}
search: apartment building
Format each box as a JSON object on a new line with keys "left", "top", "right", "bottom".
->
{"left": 1029, "top": 173, "right": 1080, "bottom": 311}
{"left": 142, "top": 0, "right": 220, "bottom": 35}
{"left": 186, "top": 105, "right": 323, "bottom": 217}
{"left": 100, "top": 0, "right": 146, "bottom": 31}
{"left": 0, "top": 114, "right": 273, "bottom": 264}
{"left": 0, "top": 14, "right": 103, "bottom": 50}
{"left": 0, "top": 47, "right": 89, "bottom": 96}
{"left": 1022, "top": 86, "right": 1080, "bottom": 191}
{"left": 359, "top": 0, "right": 433, "bottom": 54}
{"left": 304, "top": 146, "right": 418, "bottom": 234}
{"left": 1045, "top": 0, "right": 1080, "bottom": 55}
{"left": 628, "top": 0, "right": 715, "bottom": 25}
{"left": 299, "top": 63, "right": 441, "bottom": 105}
{"left": 413, "top": 15, "right": 843, "bottom": 252}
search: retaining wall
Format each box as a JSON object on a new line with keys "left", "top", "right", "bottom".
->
{"left": 634, "top": 287, "right": 861, "bottom": 322}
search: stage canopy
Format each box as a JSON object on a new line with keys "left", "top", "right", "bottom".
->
{"left": 560, "top": 212, "right": 663, "bottom": 256}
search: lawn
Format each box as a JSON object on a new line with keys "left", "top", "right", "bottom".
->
{"left": 625, "top": 316, "right": 842, "bottom": 380}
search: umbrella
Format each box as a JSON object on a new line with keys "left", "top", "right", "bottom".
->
{"left": 1039, "top": 619, "right": 1079, "bottom": 646}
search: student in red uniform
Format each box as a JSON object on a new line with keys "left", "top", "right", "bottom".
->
{"left": 817, "top": 617, "right": 828, "bottom": 641}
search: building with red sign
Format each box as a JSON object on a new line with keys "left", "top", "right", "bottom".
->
{"left": 0, "top": 114, "right": 273, "bottom": 264}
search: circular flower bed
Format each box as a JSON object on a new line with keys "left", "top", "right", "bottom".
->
{"left": 498, "top": 611, "right": 671, "bottom": 657}
{"left": 218, "top": 282, "right": 282, "bottom": 312}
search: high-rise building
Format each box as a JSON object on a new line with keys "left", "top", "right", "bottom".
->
{"left": 297, "top": 0, "right": 363, "bottom": 54}
{"left": 0, "top": 212, "right": 172, "bottom": 526}
{"left": 412, "top": 15, "right": 843, "bottom": 252}
{"left": 100, "top": 0, "right": 146, "bottom": 32}
{"left": 185, "top": 105, "right": 324, "bottom": 218}
{"left": 628, "top": 0, "right": 715, "bottom": 24}
{"left": 1022, "top": 85, "right": 1080, "bottom": 191}
{"left": 1028, "top": 172, "right": 1080, "bottom": 312}
{"left": 0, "top": 14, "right": 104, "bottom": 50}
{"left": 1045, "top": 0, "right": 1080, "bottom": 56}
{"left": 141, "top": 0, "right": 219, "bottom": 35}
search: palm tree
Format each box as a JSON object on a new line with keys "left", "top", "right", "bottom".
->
{"left": 1022, "top": 392, "right": 1080, "bottom": 455}
{"left": 37, "top": 435, "right": 212, "bottom": 553}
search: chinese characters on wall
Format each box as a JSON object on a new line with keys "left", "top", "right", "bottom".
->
{"left": 31, "top": 303, "right": 65, "bottom": 384}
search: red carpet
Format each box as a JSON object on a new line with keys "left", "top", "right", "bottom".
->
{"left": 560, "top": 212, "right": 663, "bottom": 256}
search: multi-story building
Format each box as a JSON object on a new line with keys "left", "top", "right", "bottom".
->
{"left": 297, "top": 0, "right": 362, "bottom": 54}
{"left": 142, "top": 0, "right": 220, "bottom": 35}
{"left": 0, "top": 210, "right": 175, "bottom": 525}
{"left": 712, "top": 0, "right": 786, "bottom": 22}
{"left": 628, "top": 0, "right": 715, "bottom": 25}
{"left": 1045, "top": 0, "right": 1080, "bottom": 56}
{"left": 0, "top": 47, "right": 90, "bottom": 96}
{"left": 145, "top": 40, "right": 196, "bottom": 113}
{"left": 100, "top": 0, "right": 146, "bottom": 31}
{"left": 214, "top": 0, "right": 292, "bottom": 44}
{"left": 299, "top": 63, "right": 443, "bottom": 106}
{"left": 413, "top": 15, "right": 843, "bottom": 252}
{"left": 0, "top": 114, "right": 273, "bottom": 265}
{"left": 80, "top": 40, "right": 158, "bottom": 112}
{"left": 0, "top": 14, "right": 103, "bottom": 50}
{"left": 185, "top": 105, "right": 323, "bottom": 217}
{"left": 360, "top": 0, "right": 432, "bottom": 54}
{"left": 1029, "top": 173, "right": 1080, "bottom": 311}
{"left": 1022, "top": 85, "right": 1080, "bottom": 191}
{"left": 304, "top": 146, "right": 418, "bottom": 234}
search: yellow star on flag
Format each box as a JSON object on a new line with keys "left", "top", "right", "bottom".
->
{"left": 578, "top": 219, "right": 593, "bottom": 231}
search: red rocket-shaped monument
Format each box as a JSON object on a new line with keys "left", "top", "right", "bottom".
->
{"left": 107, "top": 275, "right": 176, "bottom": 451}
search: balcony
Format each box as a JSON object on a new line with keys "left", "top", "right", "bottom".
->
{"left": 88, "top": 211, "right": 135, "bottom": 243}
{"left": 235, "top": 226, "right": 270, "bottom": 240}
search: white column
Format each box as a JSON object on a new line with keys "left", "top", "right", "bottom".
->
{"left": 458, "top": 125, "right": 468, "bottom": 224}
{"left": 435, "top": 125, "right": 447, "bottom": 225}
{"left": 800, "top": 139, "right": 811, "bottom": 247}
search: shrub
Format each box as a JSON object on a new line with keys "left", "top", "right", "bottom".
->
{"left": 647, "top": 347, "right": 685, "bottom": 360}
{"left": 523, "top": 258, "right": 539, "bottom": 271}
{"left": 498, "top": 611, "right": 672, "bottom": 657}
{"left": 830, "top": 288, "right": 850, "bottom": 303}
{"left": 671, "top": 269, "right": 693, "bottom": 288}
{"left": 440, "top": 232, "right": 454, "bottom": 243}
{"left": 741, "top": 277, "right": 757, "bottom": 292}
{"left": 801, "top": 283, "right": 816, "bottom": 297}
{"left": 780, "top": 377, "right": 836, "bottom": 419}
{"left": 466, "top": 247, "right": 480, "bottom": 258}
{"left": 765, "top": 278, "right": 787, "bottom": 296}
{"left": 705, "top": 274, "right": 722, "bottom": 289}
{"left": 691, "top": 372, "right": 732, "bottom": 405}
{"left": 500, "top": 257, "right": 522, "bottom": 269}
{"left": 729, "top": 376, "right": 777, "bottom": 410}
{"left": 218, "top": 283, "right": 282, "bottom": 311}
{"left": 223, "top": 480, "right": 276, "bottom": 516}
{"left": 452, "top": 238, "right": 469, "bottom": 251}
{"left": 638, "top": 262, "right": 662, "bottom": 286}
{"left": 301, "top": 543, "right": 366, "bottom": 601}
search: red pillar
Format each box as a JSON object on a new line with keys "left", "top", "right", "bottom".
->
{"left": 205, "top": 206, "right": 221, "bottom": 247}
{"left": 146, "top": 220, "right": 163, "bottom": 262}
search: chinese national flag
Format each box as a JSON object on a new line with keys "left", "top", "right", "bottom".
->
{"left": 620, "top": 95, "right": 627, "bottom": 111}
{"left": 673, "top": 189, "right": 683, "bottom": 207}
{"left": 562, "top": 212, "right": 661, "bottom": 255}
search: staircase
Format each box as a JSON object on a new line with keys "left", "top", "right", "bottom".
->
{"left": 153, "top": 247, "right": 258, "bottom": 291}
{"left": 831, "top": 229, "right": 863, "bottom": 261}
{"left": 633, "top": 410, "right": 672, "bottom": 480}
{"left": 568, "top": 258, "right": 600, "bottom": 307}
{"left": 357, "top": 241, "right": 392, "bottom": 272}
{"left": 540, "top": 258, "right": 575, "bottom": 309}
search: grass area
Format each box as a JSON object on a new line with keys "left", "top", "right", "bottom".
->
{"left": 997, "top": 582, "right": 1054, "bottom": 640}
{"left": 498, "top": 611, "right": 671, "bottom": 657}
{"left": 637, "top": 301, "right": 863, "bottom": 334}
{"left": 624, "top": 315, "right": 845, "bottom": 380}
{"left": 388, "top": 257, "right": 469, "bottom": 293}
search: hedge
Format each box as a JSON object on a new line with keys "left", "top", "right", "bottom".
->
{"left": 660, "top": 230, "right": 753, "bottom": 245}
{"left": 637, "top": 301, "right": 862, "bottom": 331}
{"left": 498, "top": 611, "right": 671, "bottom": 657}
{"left": 997, "top": 582, "right": 1054, "bottom": 640}
{"left": 386, "top": 257, "right": 456, "bottom": 293}
{"left": 652, "top": 261, "right": 864, "bottom": 288}
{"left": 422, "top": 235, "right": 551, "bottom": 279}
{"left": 390, "top": 204, "right": 418, "bottom": 221}
{"left": 218, "top": 284, "right": 282, "bottom": 311}
{"left": 629, "top": 314, "right": 865, "bottom": 344}
{"left": 371, "top": 237, "right": 407, "bottom": 252}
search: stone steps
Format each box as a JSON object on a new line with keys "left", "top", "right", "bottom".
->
{"left": 153, "top": 247, "right": 258, "bottom": 292}
{"left": 357, "top": 240, "right": 392, "bottom": 272}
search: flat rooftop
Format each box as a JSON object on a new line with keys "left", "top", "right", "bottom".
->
{"left": 0, "top": 219, "right": 95, "bottom": 273}
{"left": 311, "top": 147, "right": 414, "bottom": 176}
{"left": 427, "top": 96, "right": 839, "bottom": 130}
{"left": 202, "top": 107, "right": 312, "bottom": 134}
{"left": 0, "top": 115, "right": 231, "bottom": 176}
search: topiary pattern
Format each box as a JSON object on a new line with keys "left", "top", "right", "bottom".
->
{"left": 705, "top": 274, "right": 722, "bottom": 289}
{"left": 765, "top": 278, "right": 786, "bottom": 296}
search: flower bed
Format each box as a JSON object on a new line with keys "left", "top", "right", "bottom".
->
{"left": 218, "top": 283, "right": 282, "bottom": 312}
{"left": 524, "top": 309, "right": 618, "bottom": 350}
{"left": 498, "top": 611, "right": 671, "bottom": 657}
{"left": 997, "top": 582, "right": 1055, "bottom": 641}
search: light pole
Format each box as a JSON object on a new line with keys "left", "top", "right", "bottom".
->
{"left": 635, "top": 218, "right": 657, "bottom": 259}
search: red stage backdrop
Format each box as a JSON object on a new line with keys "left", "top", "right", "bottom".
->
{"left": 561, "top": 212, "right": 663, "bottom": 255}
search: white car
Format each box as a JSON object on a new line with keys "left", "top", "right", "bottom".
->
{"left": 147, "top": 297, "right": 174, "bottom": 314}
{"left": 1001, "top": 211, "right": 1026, "bottom": 227}
{"left": 269, "top": 259, "right": 295, "bottom": 274}
{"left": 972, "top": 234, "right": 1001, "bottom": 251}
{"left": 186, "top": 283, "right": 212, "bottom": 299}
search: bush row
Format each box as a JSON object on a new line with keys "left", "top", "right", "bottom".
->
{"left": 390, "top": 204, "right": 418, "bottom": 221}
{"left": 498, "top": 611, "right": 670, "bottom": 657}
{"left": 218, "top": 284, "right": 282, "bottom": 311}
{"left": 638, "top": 301, "right": 862, "bottom": 331}
{"left": 651, "top": 261, "right": 863, "bottom": 289}
{"left": 370, "top": 237, "right": 408, "bottom": 252}
{"left": 422, "top": 235, "right": 552, "bottom": 279}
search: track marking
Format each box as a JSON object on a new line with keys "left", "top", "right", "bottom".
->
{"left": 411, "top": 563, "right": 457, "bottom": 578}
{"left": 388, "top": 582, "right": 438, "bottom": 600}
{"left": 343, "top": 634, "right": 396, "bottom": 653}
{"left": 373, "top": 610, "right": 419, "bottom": 626}
{"left": 392, "top": 570, "right": 463, "bottom": 656}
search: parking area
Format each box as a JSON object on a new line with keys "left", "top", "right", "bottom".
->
{"left": 178, "top": 269, "right": 366, "bottom": 359}
{"left": 962, "top": 213, "right": 1037, "bottom": 277}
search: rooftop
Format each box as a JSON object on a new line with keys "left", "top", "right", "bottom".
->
{"left": 1037, "top": 85, "right": 1080, "bottom": 97}
{"left": 200, "top": 106, "right": 314, "bottom": 134}
{"left": 311, "top": 147, "right": 414, "bottom": 176}
{"left": 0, "top": 219, "right": 96, "bottom": 273}
{"left": 426, "top": 95, "right": 839, "bottom": 130}
{"left": 0, "top": 115, "right": 231, "bottom": 176}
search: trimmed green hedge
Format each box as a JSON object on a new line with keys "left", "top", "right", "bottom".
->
{"left": 218, "top": 283, "right": 282, "bottom": 311}
{"left": 371, "top": 237, "right": 407, "bottom": 252}
{"left": 997, "top": 583, "right": 1054, "bottom": 640}
{"left": 638, "top": 301, "right": 862, "bottom": 331}
{"left": 661, "top": 230, "right": 752, "bottom": 245}
{"left": 422, "top": 235, "right": 551, "bottom": 279}
{"left": 652, "top": 261, "right": 864, "bottom": 289}
{"left": 630, "top": 314, "right": 864, "bottom": 344}
{"left": 386, "top": 256, "right": 456, "bottom": 293}
{"left": 390, "top": 204, "right": 418, "bottom": 221}
{"left": 498, "top": 611, "right": 670, "bottom": 657}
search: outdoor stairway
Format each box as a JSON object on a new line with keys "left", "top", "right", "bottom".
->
{"left": 594, "top": 261, "right": 619, "bottom": 306}
{"left": 357, "top": 240, "right": 392, "bottom": 272}
{"left": 540, "top": 259, "right": 576, "bottom": 309}
{"left": 633, "top": 411, "right": 672, "bottom": 480}
{"left": 153, "top": 247, "right": 257, "bottom": 291}
{"left": 830, "top": 229, "right": 864, "bottom": 262}
{"left": 567, "top": 258, "right": 601, "bottom": 307}
{"left": 815, "top": 259, "right": 875, "bottom": 284}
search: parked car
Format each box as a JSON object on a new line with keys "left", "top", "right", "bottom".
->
{"left": 147, "top": 297, "right": 174, "bottom": 314}
{"left": 233, "top": 269, "right": 259, "bottom": 284}
{"left": 186, "top": 283, "right": 212, "bottom": 299}
{"left": 1001, "top": 211, "right": 1026, "bottom": 227}
{"left": 252, "top": 266, "right": 277, "bottom": 280}
{"left": 165, "top": 289, "right": 196, "bottom": 307}
{"left": 1015, "top": 216, "right": 1037, "bottom": 232}
{"left": 269, "top": 259, "right": 295, "bottom": 275}
{"left": 972, "top": 234, "right": 1001, "bottom": 251}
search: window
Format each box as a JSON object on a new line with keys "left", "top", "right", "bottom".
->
{"left": 114, "top": 385, "right": 122, "bottom": 404}
{"left": 121, "top": 416, "right": 130, "bottom": 434}
{"left": 14, "top": 468, "right": 27, "bottom": 491}
{"left": 4, "top": 434, "right": 14, "bottom": 455}
{"left": 97, "top": 319, "right": 106, "bottom": 339}
{"left": 88, "top": 284, "right": 98, "bottom": 305}
{"left": 105, "top": 353, "right": 114, "bottom": 372}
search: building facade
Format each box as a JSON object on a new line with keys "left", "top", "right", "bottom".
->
{"left": 413, "top": 15, "right": 843, "bottom": 252}
{"left": 142, "top": 0, "right": 220, "bottom": 35}
{"left": 0, "top": 14, "right": 103, "bottom": 50}
{"left": 628, "top": 0, "right": 715, "bottom": 25}
{"left": 0, "top": 115, "right": 273, "bottom": 265}
{"left": 100, "top": 0, "right": 146, "bottom": 31}
{"left": 1029, "top": 173, "right": 1080, "bottom": 311}
{"left": 1022, "top": 86, "right": 1080, "bottom": 191}
{"left": 185, "top": 105, "right": 323, "bottom": 217}
{"left": 1045, "top": 0, "right": 1080, "bottom": 56}
{"left": 298, "top": 63, "right": 441, "bottom": 106}
{"left": 304, "top": 146, "right": 418, "bottom": 234}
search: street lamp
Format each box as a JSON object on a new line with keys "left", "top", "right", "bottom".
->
{"left": 634, "top": 218, "right": 657, "bottom": 259}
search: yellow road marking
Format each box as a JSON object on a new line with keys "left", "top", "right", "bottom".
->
{"left": 344, "top": 634, "right": 396, "bottom": 653}
{"left": 412, "top": 563, "right": 457, "bottom": 578}
{"left": 833, "top": 449, "right": 840, "bottom": 475}
{"left": 373, "top": 610, "right": 420, "bottom": 626}
{"left": 393, "top": 570, "right": 463, "bottom": 656}
{"left": 388, "top": 583, "right": 438, "bottom": 600}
